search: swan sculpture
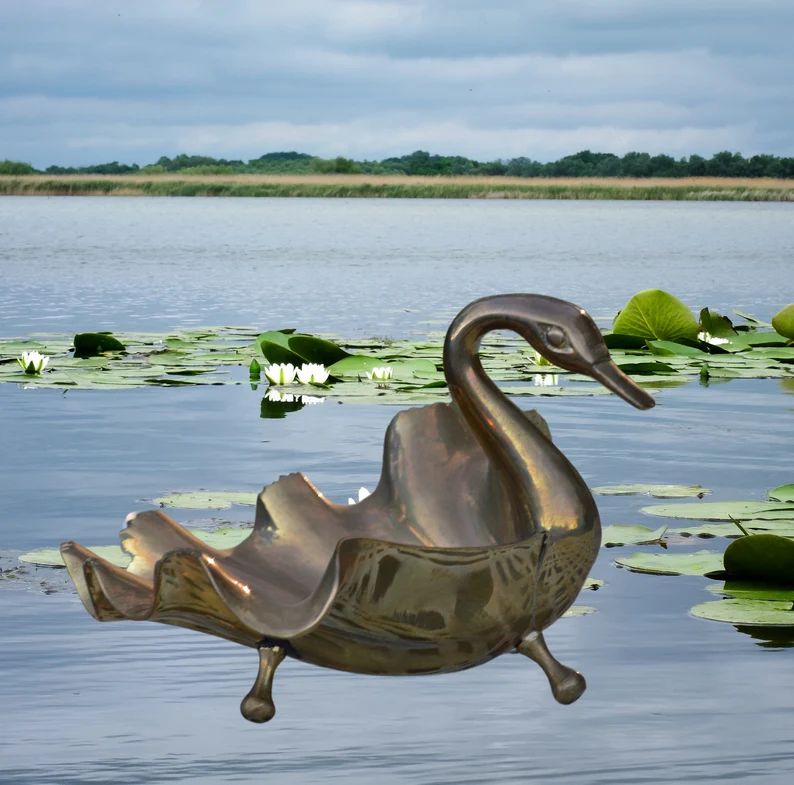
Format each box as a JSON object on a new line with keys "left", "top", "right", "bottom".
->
{"left": 61, "top": 294, "right": 654, "bottom": 723}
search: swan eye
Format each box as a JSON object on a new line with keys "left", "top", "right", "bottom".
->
{"left": 546, "top": 326, "right": 566, "bottom": 348}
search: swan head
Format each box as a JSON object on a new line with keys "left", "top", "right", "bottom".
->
{"left": 517, "top": 295, "right": 656, "bottom": 410}
{"left": 446, "top": 294, "right": 655, "bottom": 411}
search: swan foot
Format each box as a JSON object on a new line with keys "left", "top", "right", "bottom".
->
{"left": 240, "top": 643, "right": 286, "bottom": 723}
{"left": 517, "top": 631, "right": 586, "bottom": 705}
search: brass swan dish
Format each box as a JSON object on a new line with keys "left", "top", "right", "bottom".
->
{"left": 61, "top": 294, "right": 654, "bottom": 722}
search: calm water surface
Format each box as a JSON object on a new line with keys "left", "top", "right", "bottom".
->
{"left": 1, "top": 197, "right": 793, "bottom": 784}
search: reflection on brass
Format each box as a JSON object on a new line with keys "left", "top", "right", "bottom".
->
{"left": 61, "top": 294, "right": 655, "bottom": 722}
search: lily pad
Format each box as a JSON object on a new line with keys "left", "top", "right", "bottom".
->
{"left": 723, "top": 534, "right": 794, "bottom": 584}
{"left": 613, "top": 290, "right": 699, "bottom": 342}
{"left": 563, "top": 605, "right": 597, "bottom": 618}
{"left": 287, "top": 334, "right": 349, "bottom": 366}
{"left": 641, "top": 501, "right": 794, "bottom": 521}
{"left": 769, "top": 484, "right": 794, "bottom": 503}
{"left": 18, "top": 526, "right": 253, "bottom": 568}
{"left": 614, "top": 550, "right": 723, "bottom": 576}
{"left": 691, "top": 598, "right": 794, "bottom": 627}
{"left": 733, "top": 310, "right": 772, "bottom": 328}
{"left": 73, "top": 332, "right": 126, "bottom": 357}
{"left": 646, "top": 340, "right": 705, "bottom": 358}
{"left": 152, "top": 491, "right": 256, "bottom": 509}
{"left": 699, "top": 307, "right": 736, "bottom": 339}
{"left": 601, "top": 524, "right": 668, "bottom": 547}
{"left": 706, "top": 581, "right": 794, "bottom": 602}
{"left": 327, "top": 355, "right": 385, "bottom": 377}
{"left": 603, "top": 333, "right": 648, "bottom": 350}
{"left": 666, "top": 519, "right": 794, "bottom": 539}
{"left": 19, "top": 544, "right": 132, "bottom": 568}
{"left": 772, "top": 303, "right": 794, "bottom": 340}
{"left": 593, "top": 483, "right": 709, "bottom": 498}
{"left": 615, "top": 360, "right": 676, "bottom": 375}
{"left": 256, "top": 330, "right": 304, "bottom": 366}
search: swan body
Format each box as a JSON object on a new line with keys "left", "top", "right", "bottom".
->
{"left": 61, "top": 294, "right": 654, "bottom": 722}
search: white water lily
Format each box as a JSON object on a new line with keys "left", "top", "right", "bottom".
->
{"left": 533, "top": 373, "right": 559, "bottom": 387}
{"left": 697, "top": 331, "right": 730, "bottom": 346}
{"left": 296, "top": 363, "right": 329, "bottom": 385}
{"left": 264, "top": 363, "right": 297, "bottom": 385}
{"left": 347, "top": 487, "right": 371, "bottom": 505}
{"left": 17, "top": 350, "right": 49, "bottom": 375}
{"left": 366, "top": 366, "right": 393, "bottom": 381}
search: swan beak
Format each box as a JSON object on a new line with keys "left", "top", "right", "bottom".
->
{"left": 590, "top": 360, "right": 656, "bottom": 410}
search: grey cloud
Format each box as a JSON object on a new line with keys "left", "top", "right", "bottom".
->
{"left": 0, "top": 0, "right": 792, "bottom": 166}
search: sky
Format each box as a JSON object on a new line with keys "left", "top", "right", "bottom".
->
{"left": 2, "top": 0, "right": 793, "bottom": 167}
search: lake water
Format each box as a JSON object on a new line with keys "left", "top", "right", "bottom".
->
{"left": 1, "top": 197, "right": 793, "bottom": 784}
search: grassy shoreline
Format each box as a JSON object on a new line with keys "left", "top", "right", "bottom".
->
{"left": 1, "top": 174, "right": 793, "bottom": 201}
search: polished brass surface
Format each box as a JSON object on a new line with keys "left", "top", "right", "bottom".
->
{"left": 240, "top": 645, "right": 286, "bottom": 723}
{"left": 61, "top": 294, "right": 655, "bottom": 722}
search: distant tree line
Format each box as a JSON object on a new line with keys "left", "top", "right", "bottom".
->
{"left": 2, "top": 149, "right": 793, "bottom": 178}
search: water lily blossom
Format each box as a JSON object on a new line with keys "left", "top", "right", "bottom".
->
{"left": 697, "top": 331, "right": 730, "bottom": 346}
{"left": 533, "top": 373, "right": 559, "bottom": 387}
{"left": 348, "top": 487, "right": 371, "bottom": 505}
{"left": 366, "top": 367, "right": 393, "bottom": 381}
{"left": 296, "top": 363, "right": 329, "bottom": 385}
{"left": 17, "top": 351, "right": 49, "bottom": 375}
{"left": 264, "top": 363, "right": 297, "bottom": 385}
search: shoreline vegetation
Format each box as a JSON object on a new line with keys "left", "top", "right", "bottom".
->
{"left": 1, "top": 173, "right": 793, "bottom": 201}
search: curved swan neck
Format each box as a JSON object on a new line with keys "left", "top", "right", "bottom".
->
{"left": 442, "top": 296, "right": 596, "bottom": 538}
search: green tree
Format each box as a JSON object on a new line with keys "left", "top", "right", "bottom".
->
{"left": 0, "top": 160, "right": 37, "bottom": 174}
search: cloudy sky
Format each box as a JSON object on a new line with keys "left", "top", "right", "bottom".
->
{"left": 2, "top": 0, "right": 793, "bottom": 167}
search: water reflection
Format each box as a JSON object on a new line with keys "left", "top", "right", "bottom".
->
{"left": 2, "top": 198, "right": 794, "bottom": 784}
{"left": 259, "top": 388, "right": 328, "bottom": 418}
{"left": 736, "top": 625, "right": 794, "bottom": 649}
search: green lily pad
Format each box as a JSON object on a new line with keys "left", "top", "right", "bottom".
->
{"left": 613, "top": 289, "right": 699, "bottom": 342}
{"left": 691, "top": 598, "right": 794, "bottom": 627}
{"left": 257, "top": 338, "right": 304, "bottom": 366}
{"left": 706, "top": 581, "right": 794, "bottom": 602}
{"left": 327, "top": 355, "right": 385, "bottom": 377}
{"left": 733, "top": 310, "right": 772, "bottom": 328}
{"left": 19, "top": 544, "right": 132, "bottom": 568}
{"left": 593, "top": 483, "right": 709, "bottom": 498}
{"left": 18, "top": 526, "right": 254, "bottom": 569}
{"left": 152, "top": 491, "right": 256, "bottom": 509}
{"left": 563, "top": 605, "right": 596, "bottom": 618}
{"left": 667, "top": 520, "right": 794, "bottom": 539}
{"left": 583, "top": 577, "right": 604, "bottom": 591}
{"left": 699, "top": 307, "right": 736, "bottom": 339}
{"left": 772, "top": 303, "right": 794, "bottom": 340}
{"left": 641, "top": 501, "right": 794, "bottom": 521}
{"left": 615, "top": 360, "right": 677, "bottom": 375}
{"left": 724, "top": 534, "right": 794, "bottom": 584}
{"left": 287, "top": 334, "right": 349, "bottom": 365}
{"left": 727, "top": 331, "right": 789, "bottom": 349}
{"left": 646, "top": 340, "right": 705, "bottom": 358}
{"left": 614, "top": 550, "right": 723, "bottom": 576}
{"left": 603, "top": 333, "right": 648, "bottom": 350}
{"left": 601, "top": 524, "right": 668, "bottom": 547}
{"left": 769, "top": 484, "right": 794, "bottom": 503}
{"left": 73, "top": 332, "right": 126, "bottom": 357}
